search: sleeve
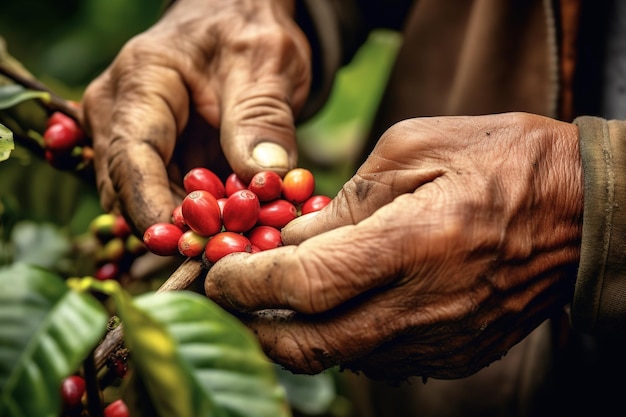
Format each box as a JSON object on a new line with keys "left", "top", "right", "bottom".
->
{"left": 294, "top": 0, "right": 413, "bottom": 121}
{"left": 572, "top": 116, "right": 626, "bottom": 336}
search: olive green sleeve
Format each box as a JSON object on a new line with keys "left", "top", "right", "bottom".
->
{"left": 572, "top": 116, "right": 626, "bottom": 335}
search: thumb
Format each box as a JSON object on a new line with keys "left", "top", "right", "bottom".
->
{"left": 218, "top": 72, "right": 306, "bottom": 183}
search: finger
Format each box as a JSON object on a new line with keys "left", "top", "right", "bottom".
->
{"left": 282, "top": 152, "right": 445, "bottom": 245}
{"left": 205, "top": 196, "right": 419, "bottom": 314}
{"left": 82, "top": 76, "right": 118, "bottom": 214}
{"left": 88, "top": 65, "right": 190, "bottom": 233}
{"left": 236, "top": 285, "right": 422, "bottom": 376}
{"left": 217, "top": 33, "right": 311, "bottom": 182}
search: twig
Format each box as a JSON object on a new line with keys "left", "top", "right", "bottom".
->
{"left": 0, "top": 63, "right": 79, "bottom": 120}
{"left": 94, "top": 257, "right": 205, "bottom": 370}
{"left": 84, "top": 349, "right": 104, "bottom": 417}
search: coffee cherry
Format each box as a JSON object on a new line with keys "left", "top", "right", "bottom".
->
{"left": 301, "top": 195, "right": 332, "bottom": 215}
{"left": 47, "top": 111, "right": 81, "bottom": 131}
{"left": 104, "top": 399, "right": 129, "bottom": 417}
{"left": 282, "top": 168, "right": 315, "bottom": 204}
{"left": 60, "top": 375, "right": 85, "bottom": 409}
{"left": 225, "top": 172, "right": 248, "bottom": 196}
{"left": 248, "top": 171, "right": 283, "bottom": 202}
{"left": 246, "top": 225, "right": 283, "bottom": 251}
{"left": 143, "top": 222, "right": 183, "bottom": 256}
{"left": 125, "top": 234, "right": 147, "bottom": 257}
{"left": 204, "top": 232, "right": 252, "bottom": 263}
{"left": 183, "top": 167, "right": 226, "bottom": 199}
{"left": 112, "top": 215, "right": 132, "bottom": 239}
{"left": 222, "top": 189, "right": 260, "bottom": 233}
{"left": 43, "top": 120, "right": 83, "bottom": 153}
{"left": 181, "top": 190, "right": 222, "bottom": 237}
{"left": 171, "top": 205, "right": 187, "bottom": 231}
{"left": 257, "top": 199, "right": 298, "bottom": 229}
{"left": 89, "top": 213, "right": 117, "bottom": 242}
{"left": 100, "top": 237, "right": 126, "bottom": 264}
{"left": 94, "top": 262, "right": 120, "bottom": 281}
{"left": 178, "top": 230, "right": 209, "bottom": 258}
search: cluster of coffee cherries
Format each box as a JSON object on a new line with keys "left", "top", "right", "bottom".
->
{"left": 60, "top": 374, "right": 128, "bottom": 417}
{"left": 89, "top": 212, "right": 147, "bottom": 281}
{"left": 143, "top": 167, "right": 331, "bottom": 265}
{"left": 42, "top": 110, "right": 93, "bottom": 170}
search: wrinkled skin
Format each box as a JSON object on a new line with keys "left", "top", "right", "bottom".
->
{"left": 205, "top": 112, "right": 584, "bottom": 381}
{"left": 81, "top": 0, "right": 310, "bottom": 233}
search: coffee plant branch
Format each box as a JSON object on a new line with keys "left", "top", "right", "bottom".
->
{"left": 94, "top": 257, "right": 205, "bottom": 370}
{"left": 0, "top": 62, "right": 80, "bottom": 121}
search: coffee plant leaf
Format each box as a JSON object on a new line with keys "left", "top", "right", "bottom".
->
{"left": 0, "top": 263, "right": 108, "bottom": 417}
{"left": 134, "top": 291, "right": 292, "bottom": 417}
{"left": 274, "top": 365, "right": 336, "bottom": 415}
{"left": 130, "top": 289, "right": 291, "bottom": 417}
{"left": 0, "top": 84, "right": 50, "bottom": 110}
{"left": 0, "top": 123, "right": 13, "bottom": 162}
{"left": 102, "top": 282, "right": 208, "bottom": 417}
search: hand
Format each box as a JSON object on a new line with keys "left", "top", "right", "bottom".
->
{"left": 81, "top": 0, "right": 310, "bottom": 233}
{"left": 204, "top": 112, "right": 584, "bottom": 380}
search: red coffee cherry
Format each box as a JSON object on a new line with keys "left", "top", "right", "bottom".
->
{"left": 248, "top": 171, "right": 283, "bottom": 202}
{"left": 204, "top": 231, "right": 252, "bottom": 263}
{"left": 94, "top": 262, "right": 120, "bottom": 281}
{"left": 60, "top": 375, "right": 85, "bottom": 409}
{"left": 257, "top": 199, "right": 298, "bottom": 229}
{"left": 225, "top": 172, "right": 248, "bottom": 196}
{"left": 246, "top": 225, "right": 283, "bottom": 251}
{"left": 171, "top": 205, "right": 187, "bottom": 231}
{"left": 43, "top": 120, "right": 83, "bottom": 153}
{"left": 178, "top": 230, "right": 209, "bottom": 258}
{"left": 104, "top": 399, "right": 129, "bottom": 417}
{"left": 301, "top": 195, "right": 332, "bottom": 215}
{"left": 47, "top": 111, "right": 80, "bottom": 131}
{"left": 112, "top": 215, "right": 132, "bottom": 239}
{"left": 222, "top": 189, "right": 260, "bottom": 233}
{"left": 183, "top": 167, "right": 226, "bottom": 199}
{"left": 143, "top": 222, "right": 183, "bottom": 256}
{"left": 181, "top": 190, "right": 222, "bottom": 237}
{"left": 282, "top": 168, "right": 315, "bottom": 204}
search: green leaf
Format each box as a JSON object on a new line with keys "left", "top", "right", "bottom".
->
{"left": 132, "top": 291, "right": 291, "bottom": 417}
{"left": 111, "top": 286, "right": 205, "bottom": 417}
{"left": 0, "top": 123, "right": 14, "bottom": 162}
{"left": 11, "top": 221, "right": 72, "bottom": 271}
{"left": 79, "top": 278, "right": 291, "bottom": 417}
{"left": 0, "top": 85, "right": 50, "bottom": 110}
{"left": 274, "top": 365, "right": 336, "bottom": 416}
{"left": 0, "top": 263, "right": 108, "bottom": 417}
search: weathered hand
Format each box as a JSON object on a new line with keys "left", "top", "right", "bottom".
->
{"left": 81, "top": 0, "right": 310, "bottom": 233}
{"left": 205, "top": 112, "right": 584, "bottom": 380}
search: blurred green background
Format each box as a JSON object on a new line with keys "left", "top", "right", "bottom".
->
{"left": 0, "top": 0, "right": 400, "bottom": 269}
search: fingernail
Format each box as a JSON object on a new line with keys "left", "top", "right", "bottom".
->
{"left": 283, "top": 211, "right": 319, "bottom": 230}
{"left": 252, "top": 142, "right": 289, "bottom": 169}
